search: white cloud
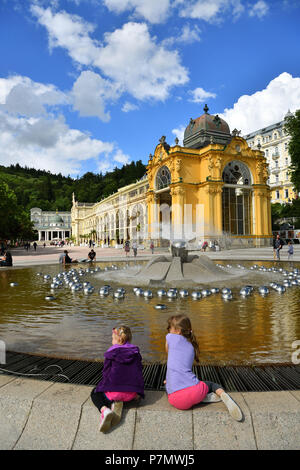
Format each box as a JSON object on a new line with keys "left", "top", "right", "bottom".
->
{"left": 163, "top": 24, "right": 201, "bottom": 46}
{"left": 31, "top": 5, "right": 101, "bottom": 66}
{"left": 188, "top": 87, "right": 217, "bottom": 103}
{"left": 172, "top": 125, "right": 185, "bottom": 145}
{"left": 113, "top": 149, "right": 131, "bottom": 165}
{"left": 103, "top": 0, "right": 171, "bottom": 24}
{"left": 0, "top": 75, "right": 68, "bottom": 116}
{"left": 175, "top": 0, "right": 245, "bottom": 23}
{"left": 249, "top": 1, "right": 269, "bottom": 18}
{"left": 221, "top": 72, "right": 300, "bottom": 135}
{"left": 97, "top": 149, "right": 131, "bottom": 173}
{"left": 32, "top": 7, "right": 189, "bottom": 103}
{"left": 71, "top": 70, "right": 121, "bottom": 122}
{"left": 94, "top": 22, "right": 188, "bottom": 101}
{"left": 0, "top": 74, "right": 129, "bottom": 176}
{"left": 122, "top": 101, "right": 139, "bottom": 112}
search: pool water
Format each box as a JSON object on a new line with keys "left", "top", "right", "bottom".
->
{"left": 0, "top": 260, "right": 299, "bottom": 364}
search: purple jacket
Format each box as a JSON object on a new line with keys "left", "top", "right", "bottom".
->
{"left": 95, "top": 343, "right": 144, "bottom": 398}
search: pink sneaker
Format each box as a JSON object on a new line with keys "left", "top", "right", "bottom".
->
{"left": 99, "top": 407, "right": 113, "bottom": 432}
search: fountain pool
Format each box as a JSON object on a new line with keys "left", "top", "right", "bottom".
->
{"left": 0, "top": 260, "right": 299, "bottom": 365}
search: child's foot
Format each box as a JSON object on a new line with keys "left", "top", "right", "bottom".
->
{"left": 220, "top": 392, "right": 243, "bottom": 421}
{"left": 111, "top": 401, "right": 123, "bottom": 426}
{"left": 202, "top": 392, "right": 222, "bottom": 403}
{"left": 99, "top": 406, "right": 113, "bottom": 432}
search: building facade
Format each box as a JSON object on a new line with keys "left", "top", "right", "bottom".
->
{"left": 244, "top": 111, "right": 294, "bottom": 204}
{"left": 30, "top": 208, "right": 72, "bottom": 241}
{"left": 72, "top": 106, "right": 272, "bottom": 248}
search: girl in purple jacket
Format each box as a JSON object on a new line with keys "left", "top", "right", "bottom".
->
{"left": 91, "top": 325, "right": 144, "bottom": 432}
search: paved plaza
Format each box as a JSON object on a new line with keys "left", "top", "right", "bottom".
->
{"left": 1, "top": 244, "right": 300, "bottom": 450}
{"left": 7, "top": 242, "right": 300, "bottom": 267}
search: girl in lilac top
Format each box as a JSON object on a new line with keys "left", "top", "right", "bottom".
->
{"left": 165, "top": 315, "right": 243, "bottom": 421}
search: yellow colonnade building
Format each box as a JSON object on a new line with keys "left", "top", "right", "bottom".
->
{"left": 71, "top": 106, "right": 272, "bottom": 248}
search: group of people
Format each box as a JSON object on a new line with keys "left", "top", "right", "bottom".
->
{"left": 272, "top": 234, "right": 294, "bottom": 261}
{"left": 93, "top": 314, "right": 242, "bottom": 433}
{"left": 124, "top": 240, "right": 155, "bottom": 257}
{"left": 58, "top": 250, "right": 78, "bottom": 265}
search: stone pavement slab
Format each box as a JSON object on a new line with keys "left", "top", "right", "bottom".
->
{"left": 14, "top": 382, "right": 91, "bottom": 450}
{"left": 241, "top": 391, "right": 300, "bottom": 450}
{"left": 192, "top": 392, "right": 256, "bottom": 450}
{"left": 0, "top": 377, "right": 53, "bottom": 450}
{"left": 133, "top": 391, "right": 193, "bottom": 450}
{"left": 0, "top": 374, "right": 17, "bottom": 388}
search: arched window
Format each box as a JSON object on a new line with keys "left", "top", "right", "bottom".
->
{"left": 222, "top": 161, "right": 252, "bottom": 236}
{"left": 222, "top": 160, "right": 252, "bottom": 185}
{"left": 156, "top": 166, "right": 171, "bottom": 190}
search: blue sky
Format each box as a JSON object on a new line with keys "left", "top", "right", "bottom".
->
{"left": 0, "top": 0, "right": 300, "bottom": 177}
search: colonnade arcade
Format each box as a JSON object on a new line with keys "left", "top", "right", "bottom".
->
{"left": 82, "top": 203, "right": 148, "bottom": 245}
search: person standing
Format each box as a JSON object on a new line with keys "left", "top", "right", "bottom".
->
{"left": 132, "top": 241, "right": 137, "bottom": 257}
{"left": 150, "top": 241, "right": 154, "bottom": 255}
{"left": 275, "top": 234, "right": 283, "bottom": 261}
{"left": 124, "top": 240, "right": 130, "bottom": 257}
{"left": 288, "top": 241, "right": 294, "bottom": 261}
{"left": 272, "top": 234, "right": 277, "bottom": 260}
{"left": 33, "top": 242, "right": 37, "bottom": 251}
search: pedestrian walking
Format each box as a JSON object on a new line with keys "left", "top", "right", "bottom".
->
{"left": 275, "top": 234, "right": 283, "bottom": 261}
{"left": 124, "top": 240, "right": 130, "bottom": 257}
{"left": 288, "top": 240, "right": 294, "bottom": 261}
{"left": 132, "top": 241, "right": 137, "bottom": 257}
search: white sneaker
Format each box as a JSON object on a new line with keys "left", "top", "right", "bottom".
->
{"left": 111, "top": 401, "right": 123, "bottom": 426}
{"left": 220, "top": 392, "right": 243, "bottom": 421}
{"left": 99, "top": 406, "right": 113, "bottom": 432}
{"left": 202, "top": 392, "right": 222, "bottom": 403}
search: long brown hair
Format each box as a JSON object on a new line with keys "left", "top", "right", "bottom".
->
{"left": 167, "top": 315, "right": 200, "bottom": 363}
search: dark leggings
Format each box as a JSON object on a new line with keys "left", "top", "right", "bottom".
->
{"left": 91, "top": 388, "right": 113, "bottom": 412}
{"left": 202, "top": 381, "right": 223, "bottom": 394}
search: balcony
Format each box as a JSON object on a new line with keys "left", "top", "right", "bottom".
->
{"left": 272, "top": 151, "right": 280, "bottom": 160}
{"left": 269, "top": 180, "right": 283, "bottom": 188}
{"left": 271, "top": 167, "right": 280, "bottom": 174}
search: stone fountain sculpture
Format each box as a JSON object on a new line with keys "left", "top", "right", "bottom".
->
{"left": 135, "top": 240, "right": 232, "bottom": 286}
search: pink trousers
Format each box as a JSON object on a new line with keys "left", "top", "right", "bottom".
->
{"left": 168, "top": 381, "right": 209, "bottom": 410}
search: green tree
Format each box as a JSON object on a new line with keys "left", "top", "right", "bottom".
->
{"left": 0, "top": 178, "right": 35, "bottom": 239}
{"left": 284, "top": 109, "right": 300, "bottom": 192}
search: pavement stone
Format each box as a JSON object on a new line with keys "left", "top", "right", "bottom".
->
{"left": 193, "top": 392, "right": 256, "bottom": 450}
{"left": 0, "top": 374, "right": 17, "bottom": 388}
{"left": 0, "top": 377, "right": 53, "bottom": 450}
{"left": 15, "top": 382, "right": 91, "bottom": 450}
{"left": 241, "top": 391, "right": 300, "bottom": 450}
{"left": 133, "top": 391, "right": 193, "bottom": 450}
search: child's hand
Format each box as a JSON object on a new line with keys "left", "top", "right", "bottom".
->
{"left": 163, "top": 380, "right": 166, "bottom": 384}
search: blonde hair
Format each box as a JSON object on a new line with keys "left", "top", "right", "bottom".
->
{"left": 114, "top": 325, "right": 132, "bottom": 345}
{"left": 167, "top": 315, "right": 200, "bottom": 363}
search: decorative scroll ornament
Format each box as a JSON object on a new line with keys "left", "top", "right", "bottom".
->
{"left": 170, "top": 186, "right": 185, "bottom": 197}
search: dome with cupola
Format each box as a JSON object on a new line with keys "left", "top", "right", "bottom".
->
{"left": 49, "top": 212, "right": 64, "bottom": 227}
{"left": 183, "top": 104, "right": 232, "bottom": 149}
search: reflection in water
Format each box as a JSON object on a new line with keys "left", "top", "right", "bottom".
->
{"left": 0, "top": 261, "right": 299, "bottom": 364}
